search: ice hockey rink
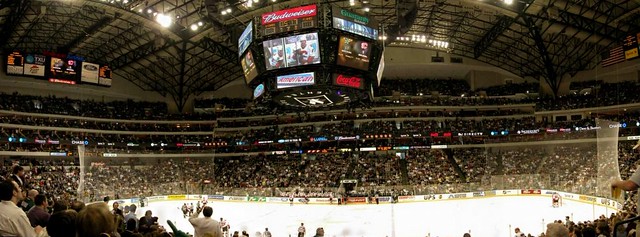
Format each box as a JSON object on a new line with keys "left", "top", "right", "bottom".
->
{"left": 136, "top": 195, "right": 616, "bottom": 237}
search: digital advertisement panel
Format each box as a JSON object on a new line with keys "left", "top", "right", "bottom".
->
{"left": 332, "top": 73, "right": 365, "bottom": 90}
{"left": 261, "top": 5, "right": 317, "bottom": 36}
{"left": 333, "top": 17, "right": 378, "bottom": 40}
{"left": 98, "top": 65, "right": 112, "bottom": 87}
{"left": 337, "top": 36, "right": 371, "bottom": 70}
{"left": 23, "top": 54, "right": 46, "bottom": 77}
{"left": 238, "top": 21, "right": 253, "bottom": 57}
{"left": 48, "top": 57, "right": 78, "bottom": 84}
{"left": 276, "top": 72, "right": 315, "bottom": 89}
{"left": 253, "top": 83, "right": 265, "bottom": 99}
{"left": 6, "top": 51, "right": 24, "bottom": 75}
{"left": 264, "top": 32, "right": 320, "bottom": 70}
{"left": 80, "top": 62, "right": 100, "bottom": 84}
{"left": 241, "top": 51, "right": 259, "bottom": 84}
{"left": 333, "top": 8, "right": 376, "bottom": 28}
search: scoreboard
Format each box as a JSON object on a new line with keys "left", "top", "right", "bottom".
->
{"left": 5, "top": 51, "right": 112, "bottom": 87}
{"left": 260, "top": 5, "right": 317, "bottom": 36}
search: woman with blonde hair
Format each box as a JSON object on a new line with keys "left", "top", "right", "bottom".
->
{"left": 77, "top": 202, "right": 118, "bottom": 237}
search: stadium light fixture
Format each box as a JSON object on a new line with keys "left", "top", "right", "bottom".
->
{"left": 198, "top": 21, "right": 203, "bottom": 26}
{"left": 123, "top": 0, "right": 128, "bottom": 3}
{"left": 504, "top": 0, "right": 513, "bottom": 4}
{"left": 190, "top": 24, "right": 199, "bottom": 31}
{"left": 147, "top": 8, "right": 153, "bottom": 13}
{"left": 156, "top": 13, "right": 172, "bottom": 28}
{"left": 363, "top": 7, "right": 370, "bottom": 12}
{"left": 349, "top": 0, "right": 355, "bottom": 6}
{"left": 245, "top": 0, "right": 252, "bottom": 8}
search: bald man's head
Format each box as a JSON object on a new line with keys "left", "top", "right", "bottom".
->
{"left": 28, "top": 189, "right": 38, "bottom": 199}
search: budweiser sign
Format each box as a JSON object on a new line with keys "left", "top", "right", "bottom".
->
{"left": 262, "top": 5, "right": 317, "bottom": 25}
{"left": 277, "top": 72, "right": 315, "bottom": 89}
{"left": 333, "top": 74, "right": 363, "bottom": 89}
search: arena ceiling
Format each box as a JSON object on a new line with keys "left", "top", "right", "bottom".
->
{"left": 1, "top": 0, "right": 640, "bottom": 110}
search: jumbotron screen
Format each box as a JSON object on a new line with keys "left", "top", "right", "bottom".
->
{"left": 263, "top": 32, "right": 320, "bottom": 70}
{"left": 241, "top": 51, "right": 259, "bottom": 83}
{"left": 337, "top": 36, "right": 371, "bottom": 70}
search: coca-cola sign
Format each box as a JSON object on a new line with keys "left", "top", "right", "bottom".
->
{"left": 262, "top": 5, "right": 317, "bottom": 25}
{"left": 333, "top": 74, "right": 364, "bottom": 89}
{"left": 277, "top": 72, "right": 315, "bottom": 89}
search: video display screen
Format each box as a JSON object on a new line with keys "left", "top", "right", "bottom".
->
{"left": 23, "top": 54, "right": 46, "bottom": 77}
{"left": 6, "top": 51, "right": 24, "bottom": 75}
{"left": 241, "top": 51, "right": 259, "bottom": 84}
{"left": 80, "top": 62, "right": 100, "bottom": 84}
{"left": 49, "top": 57, "right": 78, "bottom": 83}
{"left": 276, "top": 72, "right": 315, "bottom": 89}
{"left": 263, "top": 32, "right": 320, "bottom": 70}
{"left": 238, "top": 21, "right": 253, "bottom": 57}
{"left": 333, "top": 17, "right": 378, "bottom": 40}
{"left": 98, "top": 65, "right": 112, "bottom": 87}
{"left": 253, "top": 83, "right": 265, "bottom": 99}
{"left": 337, "top": 36, "right": 371, "bottom": 70}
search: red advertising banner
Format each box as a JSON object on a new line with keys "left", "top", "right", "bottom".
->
{"left": 332, "top": 74, "right": 364, "bottom": 90}
{"left": 262, "top": 5, "right": 317, "bottom": 24}
{"left": 520, "top": 189, "right": 541, "bottom": 195}
{"left": 261, "top": 5, "right": 317, "bottom": 36}
{"left": 346, "top": 197, "right": 366, "bottom": 203}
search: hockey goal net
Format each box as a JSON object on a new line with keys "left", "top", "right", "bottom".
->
{"left": 552, "top": 194, "right": 562, "bottom": 207}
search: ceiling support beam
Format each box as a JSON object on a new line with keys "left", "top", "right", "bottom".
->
{"left": 0, "top": 0, "right": 30, "bottom": 52}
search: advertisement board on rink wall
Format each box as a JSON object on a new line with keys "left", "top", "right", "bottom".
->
{"left": 208, "top": 195, "right": 224, "bottom": 200}
{"left": 249, "top": 196, "right": 266, "bottom": 202}
{"left": 268, "top": 197, "right": 289, "bottom": 203}
{"left": 521, "top": 189, "right": 542, "bottom": 195}
{"left": 347, "top": 197, "right": 366, "bottom": 203}
{"left": 226, "top": 196, "right": 247, "bottom": 201}
{"left": 168, "top": 195, "right": 186, "bottom": 200}
{"left": 147, "top": 196, "right": 167, "bottom": 202}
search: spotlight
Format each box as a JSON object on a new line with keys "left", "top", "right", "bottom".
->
{"left": 504, "top": 0, "right": 513, "bottom": 4}
{"left": 147, "top": 9, "right": 153, "bottom": 13}
{"left": 123, "top": 0, "right": 128, "bottom": 3}
{"left": 156, "top": 13, "right": 172, "bottom": 28}
{"left": 190, "top": 24, "right": 199, "bottom": 31}
{"left": 363, "top": 7, "right": 370, "bottom": 12}
{"left": 197, "top": 21, "right": 203, "bottom": 26}
{"left": 153, "top": 12, "right": 158, "bottom": 16}
{"left": 138, "top": 8, "right": 143, "bottom": 12}
{"left": 226, "top": 8, "right": 232, "bottom": 13}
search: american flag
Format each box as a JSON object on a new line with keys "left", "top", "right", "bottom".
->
{"left": 601, "top": 46, "right": 625, "bottom": 67}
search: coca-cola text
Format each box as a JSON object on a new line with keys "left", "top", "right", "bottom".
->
{"left": 335, "top": 74, "right": 362, "bottom": 89}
